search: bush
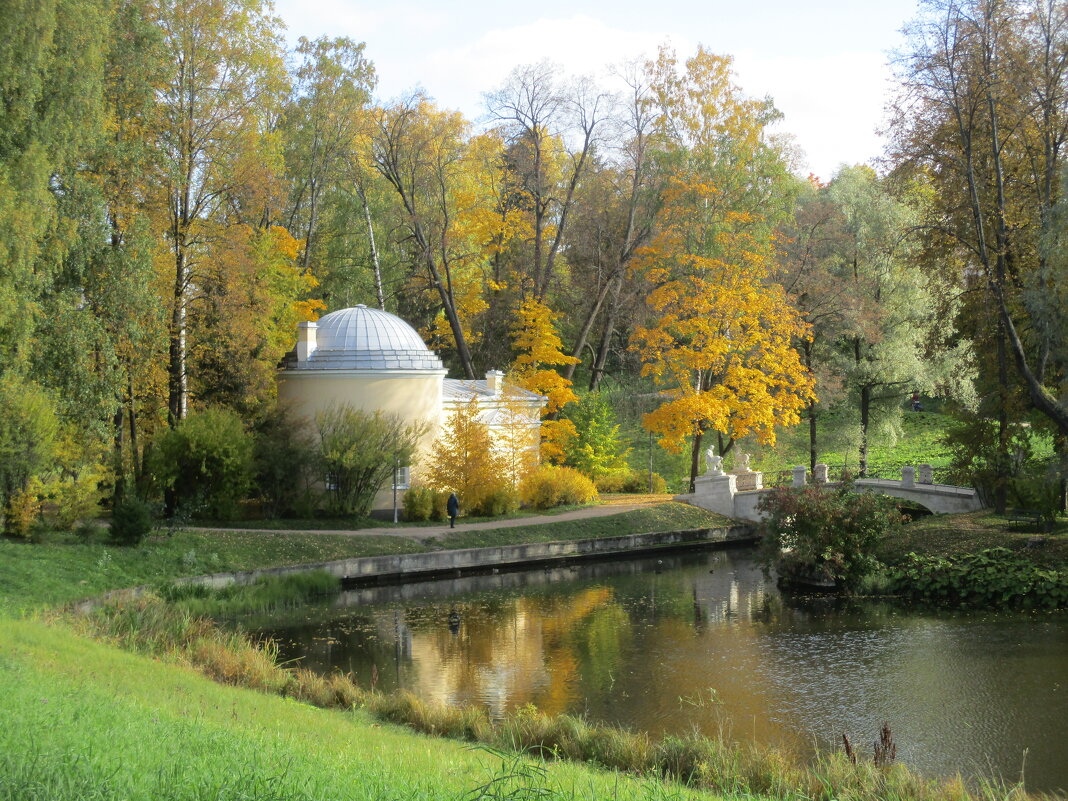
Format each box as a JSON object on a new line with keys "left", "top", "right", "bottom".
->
{"left": 4, "top": 482, "right": 42, "bottom": 539}
{"left": 252, "top": 406, "right": 317, "bottom": 518}
{"left": 0, "top": 377, "right": 59, "bottom": 524}
{"left": 886, "top": 548, "right": 1068, "bottom": 608}
{"left": 758, "top": 484, "right": 904, "bottom": 592}
{"left": 403, "top": 486, "right": 449, "bottom": 522}
{"left": 316, "top": 405, "right": 425, "bottom": 517}
{"left": 471, "top": 485, "right": 520, "bottom": 517}
{"left": 110, "top": 496, "right": 154, "bottom": 546}
{"left": 519, "top": 465, "right": 598, "bottom": 509}
{"left": 563, "top": 392, "right": 630, "bottom": 478}
{"left": 149, "top": 408, "right": 254, "bottom": 520}
{"left": 45, "top": 463, "right": 109, "bottom": 530}
{"left": 595, "top": 469, "right": 668, "bottom": 494}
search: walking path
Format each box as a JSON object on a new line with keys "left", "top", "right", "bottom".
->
{"left": 186, "top": 496, "right": 667, "bottom": 542}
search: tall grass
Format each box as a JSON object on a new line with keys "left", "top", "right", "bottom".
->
{"left": 157, "top": 570, "right": 340, "bottom": 618}
{"left": 70, "top": 594, "right": 1041, "bottom": 801}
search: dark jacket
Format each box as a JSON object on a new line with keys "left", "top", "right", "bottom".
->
{"left": 447, "top": 493, "right": 459, "bottom": 517}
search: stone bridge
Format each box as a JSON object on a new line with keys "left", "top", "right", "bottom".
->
{"left": 677, "top": 463, "right": 984, "bottom": 523}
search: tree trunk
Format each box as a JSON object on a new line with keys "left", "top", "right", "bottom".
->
{"left": 111, "top": 406, "right": 125, "bottom": 506}
{"left": 168, "top": 246, "right": 188, "bottom": 424}
{"left": 357, "top": 184, "right": 385, "bottom": 310}
{"left": 588, "top": 277, "right": 623, "bottom": 391}
{"left": 562, "top": 273, "right": 615, "bottom": 383}
{"left": 689, "top": 429, "right": 704, "bottom": 494}
{"left": 859, "top": 384, "right": 871, "bottom": 479}
{"left": 995, "top": 318, "right": 1009, "bottom": 513}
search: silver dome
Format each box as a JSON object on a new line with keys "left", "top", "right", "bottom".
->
{"left": 300, "top": 305, "right": 444, "bottom": 371}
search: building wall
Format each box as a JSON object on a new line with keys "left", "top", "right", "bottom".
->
{"left": 278, "top": 369, "right": 445, "bottom": 512}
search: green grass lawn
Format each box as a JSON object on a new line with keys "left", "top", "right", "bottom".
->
{"left": 741, "top": 410, "right": 958, "bottom": 476}
{"left": 196, "top": 502, "right": 597, "bottom": 530}
{"left": 0, "top": 527, "right": 428, "bottom": 615}
{"left": 877, "top": 509, "right": 1068, "bottom": 570}
{"left": 0, "top": 501, "right": 728, "bottom": 614}
{"left": 0, "top": 618, "right": 694, "bottom": 801}
{"left": 432, "top": 503, "right": 735, "bottom": 549}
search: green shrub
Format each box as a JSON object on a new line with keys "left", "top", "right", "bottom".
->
{"left": 519, "top": 465, "right": 598, "bottom": 509}
{"left": 110, "top": 496, "right": 154, "bottom": 545}
{"left": 758, "top": 484, "right": 904, "bottom": 591}
{"left": 252, "top": 406, "right": 317, "bottom": 518}
{"left": 886, "top": 547, "right": 1068, "bottom": 608}
{"left": 0, "top": 377, "right": 60, "bottom": 523}
{"left": 45, "top": 463, "right": 108, "bottom": 530}
{"left": 563, "top": 392, "right": 631, "bottom": 478}
{"left": 149, "top": 408, "right": 254, "bottom": 520}
{"left": 403, "top": 485, "right": 432, "bottom": 521}
{"left": 316, "top": 404, "right": 425, "bottom": 518}
{"left": 4, "top": 482, "right": 42, "bottom": 539}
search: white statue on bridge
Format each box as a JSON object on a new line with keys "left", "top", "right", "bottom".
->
{"left": 737, "top": 452, "right": 751, "bottom": 473}
{"left": 705, "top": 445, "right": 724, "bottom": 476}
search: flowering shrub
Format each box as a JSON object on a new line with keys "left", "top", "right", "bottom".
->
{"left": 757, "top": 484, "right": 904, "bottom": 591}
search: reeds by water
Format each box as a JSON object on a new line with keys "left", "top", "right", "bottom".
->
{"left": 73, "top": 594, "right": 1044, "bottom": 801}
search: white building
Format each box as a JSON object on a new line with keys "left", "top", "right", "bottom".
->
{"left": 278, "top": 304, "right": 545, "bottom": 509}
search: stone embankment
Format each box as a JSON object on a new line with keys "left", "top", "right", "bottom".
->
{"left": 180, "top": 524, "right": 757, "bottom": 591}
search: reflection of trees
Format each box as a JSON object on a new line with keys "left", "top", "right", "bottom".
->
{"left": 395, "top": 586, "right": 618, "bottom": 717}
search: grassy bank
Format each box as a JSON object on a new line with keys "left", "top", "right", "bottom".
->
{"left": 878, "top": 510, "right": 1068, "bottom": 570}
{"left": 0, "top": 501, "right": 726, "bottom": 614}
{"left": 432, "top": 503, "right": 735, "bottom": 549}
{"left": 0, "top": 527, "right": 427, "bottom": 615}
{"left": 28, "top": 593, "right": 1028, "bottom": 801}
{"left": 1, "top": 617, "right": 680, "bottom": 801}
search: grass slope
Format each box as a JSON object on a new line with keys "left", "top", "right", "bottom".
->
{"left": 0, "top": 618, "right": 709, "bottom": 801}
{"left": 0, "top": 502, "right": 728, "bottom": 614}
{"left": 878, "top": 509, "right": 1068, "bottom": 569}
{"left": 0, "top": 529, "right": 427, "bottom": 615}
{"left": 433, "top": 503, "right": 734, "bottom": 549}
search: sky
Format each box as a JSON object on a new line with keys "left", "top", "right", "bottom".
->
{"left": 272, "top": 0, "right": 922, "bottom": 181}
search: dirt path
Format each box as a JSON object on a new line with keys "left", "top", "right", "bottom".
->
{"left": 187, "top": 496, "right": 668, "bottom": 542}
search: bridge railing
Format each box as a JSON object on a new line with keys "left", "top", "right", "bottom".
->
{"left": 755, "top": 463, "right": 948, "bottom": 486}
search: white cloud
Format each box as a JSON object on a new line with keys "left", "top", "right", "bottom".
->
{"left": 732, "top": 50, "right": 893, "bottom": 179}
{"left": 386, "top": 15, "right": 681, "bottom": 115}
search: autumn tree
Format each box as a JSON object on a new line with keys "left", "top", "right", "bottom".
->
{"left": 153, "top": 0, "right": 288, "bottom": 422}
{"left": 486, "top": 62, "right": 609, "bottom": 302}
{"left": 283, "top": 36, "right": 376, "bottom": 274}
{"left": 559, "top": 62, "right": 662, "bottom": 390}
{"left": 511, "top": 297, "right": 580, "bottom": 462}
{"left": 892, "top": 0, "right": 1068, "bottom": 505}
{"left": 632, "top": 46, "right": 815, "bottom": 490}
{"left": 777, "top": 174, "right": 854, "bottom": 471}
{"left": 372, "top": 96, "right": 510, "bottom": 378}
{"left": 426, "top": 398, "right": 509, "bottom": 511}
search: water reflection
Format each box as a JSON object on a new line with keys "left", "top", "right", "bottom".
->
{"left": 257, "top": 548, "right": 1068, "bottom": 793}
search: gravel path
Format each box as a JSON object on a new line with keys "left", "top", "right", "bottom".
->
{"left": 186, "top": 498, "right": 667, "bottom": 542}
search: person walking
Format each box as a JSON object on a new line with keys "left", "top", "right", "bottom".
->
{"left": 447, "top": 492, "right": 459, "bottom": 528}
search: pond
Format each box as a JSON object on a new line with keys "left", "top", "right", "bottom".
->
{"left": 255, "top": 548, "right": 1068, "bottom": 793}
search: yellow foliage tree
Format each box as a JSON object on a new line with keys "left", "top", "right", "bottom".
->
{"left": 425, "top": 398, "right": 507, "bottom": 512}
{"left": 494, "top": 385, "right": 542, "bottom": 488}
{"left": 510, "top": 297, "right": 579, "bottom": 463}
{"left": 633, "top": 46, "right": 816, "bottom": 488}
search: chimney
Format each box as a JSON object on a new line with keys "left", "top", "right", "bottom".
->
{"left": 485, "top": 369, "right": 504, "bottom": 395}
{"left": 296, "top": 321, "right": 318, "bottom": 363}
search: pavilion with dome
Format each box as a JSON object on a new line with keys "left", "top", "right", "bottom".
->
{"left": 277, "top": 304, "right": 546, "bottom": 510}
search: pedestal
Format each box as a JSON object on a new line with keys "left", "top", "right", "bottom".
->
{"left": 689, "top": 473, "right": 738, "bottom": 517}
{"left": 734, "top": 471, "right": 763, "bottom": 491}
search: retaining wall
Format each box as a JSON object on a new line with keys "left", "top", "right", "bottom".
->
{"left": 180, "top": 525, "right": 757, "bottom": 591}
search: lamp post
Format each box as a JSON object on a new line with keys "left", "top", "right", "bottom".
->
{"left": 392, "top": 455, "right": 399, "bottom": 523}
